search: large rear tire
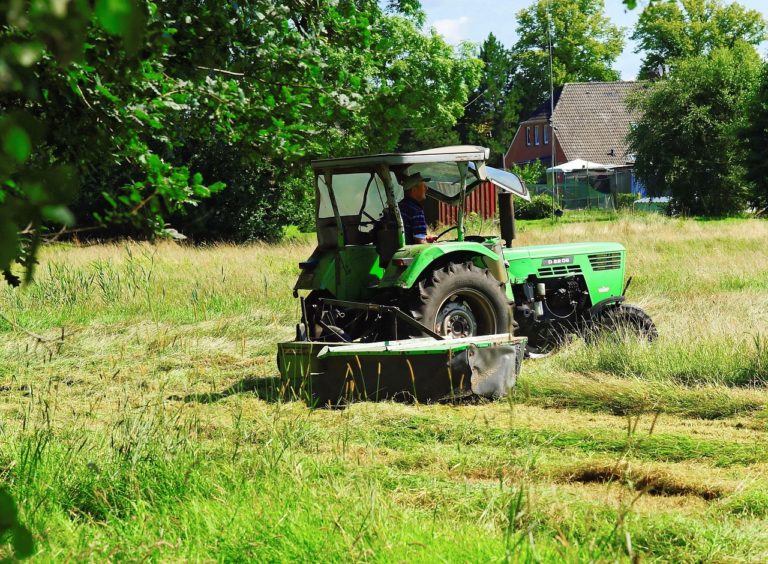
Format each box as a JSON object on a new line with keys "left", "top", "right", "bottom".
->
{"left": 412, "top": 262, "right": 511, "bottom": 338}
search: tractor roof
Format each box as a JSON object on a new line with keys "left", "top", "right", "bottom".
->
{"left": 311, "top": 145, "right": 491, "bottom": 171}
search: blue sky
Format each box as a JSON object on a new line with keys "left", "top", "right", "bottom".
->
{"left": 421, "top": 0, "right": 768, "bottom": 79}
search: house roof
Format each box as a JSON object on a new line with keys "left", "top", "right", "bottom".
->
{"left": 550, "top": 81, "right": 646, "bottom": 167}
{"left": 522, "top": 87, "right": 563, "bottom": 122}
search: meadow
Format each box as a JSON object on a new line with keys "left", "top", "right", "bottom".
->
{"left": 1, "top": 213, "right": 768, "bottom": 561}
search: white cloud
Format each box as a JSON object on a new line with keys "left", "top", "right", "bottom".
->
{"left": 431, "top": 16, "right": 470, "bottom": 44}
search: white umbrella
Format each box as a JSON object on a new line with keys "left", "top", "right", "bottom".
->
{"left": 546, "top": 159, "right": 615, "bottom": 173}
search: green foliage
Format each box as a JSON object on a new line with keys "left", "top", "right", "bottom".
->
{"left": 616, "top": 193, "right": 640, "bottom": 210}
{"left": 169, "top": 2, "right": 479, "bottom": 240}
{"left": 1, "top": 0, "right": 483, "bottom": 265}
{"left": 0, "top": 0, "right": 225, "bottom": 282}
{"left": 456, "top": 34, "right": 519, "bottom": 166}
{"left": 455, "top": 1, "right": 625, "bottom": 144}
{"left": 0, "top": 487, "right": 34, "bottom": 559}
{"left": 55, "top": 0, "right": 372, "bottom": 242}
{"left": 509, "top": 160, "right": 546, "bottom": 185}
{"left": 458, "top": 0, "right": 627, "bottom": 157}
{"left": 356, "top": 17, "right": 481, "bottom": 153}
{"left": 628, "top": 45, "right": 761, "bottom": 216}
{"left": 632, "top": 0, "right": 767, "bottom": 79}
{"left": 516, "top": 193, "right": 553, "bottom": 220}
{"left": 176, "top": 158, "right": 314, "bottom": 242}
{"left": 512, "top": 0, "right": 624, "bottom": 117}
{"left": 507, "top": 161, "right": 551, "bottom": 220}
{"left": 740, "top": 61, "right": 768, "bottom": 212}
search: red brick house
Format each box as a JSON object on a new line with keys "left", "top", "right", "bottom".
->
{"left": 427, "top": 82, "right": 648, "bottom": 222}
{"left": 503, "top": 81, "right": 645, "bottom": 170}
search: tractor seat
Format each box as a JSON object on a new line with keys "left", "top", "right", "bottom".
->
{"left": 316, "top": 217, "right": 339, "bottom": 250}
{"left": 374, "top": 209, "right": 399, "bottom": 266}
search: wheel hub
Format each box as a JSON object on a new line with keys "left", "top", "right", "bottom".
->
{"left": 437, "top": 301, "right": 478, "bottom": 338}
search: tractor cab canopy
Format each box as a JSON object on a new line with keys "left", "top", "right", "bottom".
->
{"left": 407, "top": 161, "right": 530, "bottom": 205}
{"left": 309, "top": 146, "right": 529, "bottom": 250}
{"left": 311, "top": 145, "right": 529, "bottom": 211}
{"left": 311, "top": 145, "right": 490, "bottom": 171}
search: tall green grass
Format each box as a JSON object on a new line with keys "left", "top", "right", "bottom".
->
{"left": 558, "top": 334, "right": 768, "bottom": 387}
{"left": 2, "top": 216, "right": 768, "bottom": 560}
{"left": 3, "top": 392, "right": 767, "bottom": 561}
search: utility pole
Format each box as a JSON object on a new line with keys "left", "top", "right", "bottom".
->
{"left": 547, "top": 0, "right": 557, "bottom": 218}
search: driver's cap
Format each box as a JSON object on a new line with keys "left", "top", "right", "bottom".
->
{"left": 402, "top": 172, "right": 431, "bottom": 191}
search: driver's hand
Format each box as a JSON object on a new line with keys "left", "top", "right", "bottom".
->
{"left": 426, "top": 235, "right": 437, "bottom": 243}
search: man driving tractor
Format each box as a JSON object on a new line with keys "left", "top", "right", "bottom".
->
{"left": 398, "top": 172, "right": 433, "bottom": 244}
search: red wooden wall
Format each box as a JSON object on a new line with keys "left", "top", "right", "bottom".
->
{"left": 431, "top": 181, "right": 497, "bottom": 225}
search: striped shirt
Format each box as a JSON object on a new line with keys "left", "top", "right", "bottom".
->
{"left": 398, "top": 197, "right": 428, "bottom": 244}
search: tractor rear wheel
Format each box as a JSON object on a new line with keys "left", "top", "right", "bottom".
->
{"left": 587, "top": 304, "right": 658, "bottom": 343}
{"left": 412, "top": 262, "right": 511, "bottom": 338}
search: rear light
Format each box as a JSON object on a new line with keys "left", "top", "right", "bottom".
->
{"left": 392, "top": 257, "right": 413, "bottom": 268}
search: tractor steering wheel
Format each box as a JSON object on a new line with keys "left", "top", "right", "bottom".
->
{"left": 432, "top": 225, "right": 458, "bottom": 242}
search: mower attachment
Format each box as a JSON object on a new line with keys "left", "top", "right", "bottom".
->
{"left": 277, "top": 333, "right": 526, "bottom": 406}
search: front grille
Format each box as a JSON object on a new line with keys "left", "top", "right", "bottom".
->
{"left": 537, "top": 265, "right": 583, "bottom": 277}
{"left": 588, "top": 252, "right": 622, "bottom": 271}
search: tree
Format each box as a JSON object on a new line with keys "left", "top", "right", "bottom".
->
{"left": 0, "top": 0, "right": 224, "bottom": 283}
{"left": 511, "top": 0, "right": 624, "bottom": 119}
{"left": 52, "top": 0, "right": 394, "bottom": 241}
{"left": 174, "top": 3, "right": 482, "bottom": 240}
{"left": 341, "top": 14, "right": 481, "bottom": 154}
{"left": 456, "top": 34, "right": 519, "bottom": 166}
{"left": 62, "top": 0, "right": 389, "bottom": 243}
{"left": 510, "top": 160, "right": 546, "bottom": 186}
{"left": 632, "top": 0, "right": 766, "bottom": 78}
{"left": 740, "top": 61, "right": 768, "bottom": 213}
{"left": 1, "top": 0, "right": 482, "bottom": 274}
{"left": 627, "top": 44, "right": 761, "bottom": 216}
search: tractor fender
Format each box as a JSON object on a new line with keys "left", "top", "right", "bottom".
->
{"left": 377, "top": 242, "right": 504, "bottom": 289}
{"left": 585, "top": 295, "right": 625, "bottom": 319}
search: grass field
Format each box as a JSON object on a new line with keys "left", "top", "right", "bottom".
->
{"left": 2, "top": 213, "right": 768, "bottom": 561}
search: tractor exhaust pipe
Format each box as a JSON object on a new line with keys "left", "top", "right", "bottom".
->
{"left": 498, "top": 192, "right": 516, "bottom": 248}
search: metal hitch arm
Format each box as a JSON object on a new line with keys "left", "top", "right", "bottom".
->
{"left": 322, "top": 298, "right": 445, "bottom": 340}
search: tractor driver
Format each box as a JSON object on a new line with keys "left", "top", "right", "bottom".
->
{"left": 398, "top": 172, "right": 434, "bottom": 244}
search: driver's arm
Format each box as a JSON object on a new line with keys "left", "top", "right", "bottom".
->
{"left": 411, "top": 210, "right": 428, "bottom": 244}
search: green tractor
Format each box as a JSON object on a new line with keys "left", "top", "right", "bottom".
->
{"left": 292, "top": 145, "right": 656, "bottom": 354}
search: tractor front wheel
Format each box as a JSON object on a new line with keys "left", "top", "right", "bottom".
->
{"left": 587, "top": 304, "right": 658, "bottom": 344}
{"left": 412, "top": 262, "right": 511, "bottom": 338}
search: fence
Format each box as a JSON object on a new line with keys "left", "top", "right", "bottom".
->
{"left": 425, "top": 181, "right": 497, "bottom": 225}
{"left": 424, "top": 168, "right": 642, "bottom": 224}
{"left": 545, "top": 167, "right": 636, "bottom": 210}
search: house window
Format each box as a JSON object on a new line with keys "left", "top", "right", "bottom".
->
{"left": 544, "top": 125, "right": 549, "bottom": 145}
{"left": 534, "top": 126, "right": 540, "bottom": 146}
{"left": 525, "top": 126, "right": 531, "bottom": 146}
